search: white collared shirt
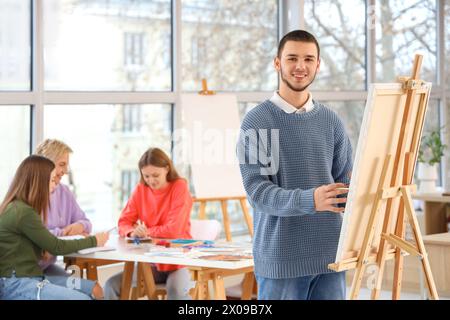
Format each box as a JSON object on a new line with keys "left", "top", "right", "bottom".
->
{"left": 269, "top": 91, "right": 314, "bottom": 114}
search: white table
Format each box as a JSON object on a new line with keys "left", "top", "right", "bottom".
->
{"left": 65, "top": 235, "right": 255, "bottom": 300}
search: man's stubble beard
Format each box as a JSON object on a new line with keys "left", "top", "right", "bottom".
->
{"left": 279, "top": 66, "right": 317, "bottom": 92}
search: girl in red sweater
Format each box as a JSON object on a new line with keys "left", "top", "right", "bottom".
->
{"left": 104, "top": 148, "right": 194, "bottom": 300}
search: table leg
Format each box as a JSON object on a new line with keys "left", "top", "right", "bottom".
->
{"left": 196, "top": 280, "right": 210, "bottom": 300}
{"left": 120, "top": 262, "right": 134, "bottom": 300}
{"left": 86, "top": 262, "right": 98, "bottom": 281}
{"left": 140, "top": 263, "right": 157, "bottom": 299}
{"left": 212, "top": 274, "right": 226, "bottom": 300}
{"left": 240, "top": 272, "right": 255, "bottom": 300}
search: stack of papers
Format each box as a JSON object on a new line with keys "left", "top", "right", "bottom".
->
{"left": 58, "top": 235, "right": 85, "bottom": 240}
{"left": 77, "top": 247, "right": 115, "bottom": 255}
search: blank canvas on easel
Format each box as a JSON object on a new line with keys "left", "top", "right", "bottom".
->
{"left": 179, "top": 94, "right": 246, "bottom": 199}
{"left": 335, "top": 82, "right": 432, "bottom": 263}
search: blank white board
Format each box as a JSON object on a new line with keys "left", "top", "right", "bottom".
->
{"left": 179, "top": 94, "right": 246, "bottom": 198}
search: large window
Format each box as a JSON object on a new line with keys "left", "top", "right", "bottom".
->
{"left": 122, "top": 104, "right": 142, "bottom": 133}
{"left": 376, "top": 0, "right": 437, "bottom": 83}
{"left": 0, "top": 106, "right": 31, "bottom": 199}
{"left": 43, "top": 104, "right": 172, "bottom": 227}
{"left": 181, "top": 0, "right": 278, "bottom": 91}
{"left": 305, "top": 0, "right": 366, "bottom": 90}
{"left": 2, "top": 0, "right": 450, "bottom": 237}
{"left": 121, "top": 169, "right": 140, "bottom": 208}
{"left": 43, "top": 0, "right": 171, "bottom": 91}
{"left": 0, "top": 0, "right": 30, "bottom": 91}
{"left": 446, "top": 1, "right": 450, "bottom": 90}
{"left": 324, "top": 101, "right": 365, "bottom": 159}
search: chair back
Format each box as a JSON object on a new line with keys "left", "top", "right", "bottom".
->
{"left": 190, "top": 219, "right": 222, "bottom": 240}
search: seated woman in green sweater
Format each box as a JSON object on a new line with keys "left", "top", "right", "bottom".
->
{"left": 0, "top": 155, "right": 109, "bottom": 300}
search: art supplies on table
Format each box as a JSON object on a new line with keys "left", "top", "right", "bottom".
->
{"left": 198, "top": 254, "right": 253, "bottom": 261}
{"left": 150, "top": 238, "right": 214, "bottom": 248}
{"left": 125, "top": 236, "right": 152, "bottom": 244}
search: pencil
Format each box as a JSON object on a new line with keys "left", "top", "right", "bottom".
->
{"left": 106, "top": 226, "right": 117, "bottom": 233}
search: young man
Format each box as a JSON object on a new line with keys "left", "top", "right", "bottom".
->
{"left": 237, "top": 30, "right": 353, "bottom": 300}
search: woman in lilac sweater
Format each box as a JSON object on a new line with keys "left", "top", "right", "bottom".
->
{"left": 35, "top": 139, "right": 97, "bottom": 294}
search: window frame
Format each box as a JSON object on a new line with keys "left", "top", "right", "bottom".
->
{"left": 0, "top": 0, "right": 448, "bottom": 235}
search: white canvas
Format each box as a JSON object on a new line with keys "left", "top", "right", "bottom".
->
{"left": 335, "top": 82, "right": 432, "bottom": 263}
{"left": 179, "top": 93, "right": 246, "bottom": 198}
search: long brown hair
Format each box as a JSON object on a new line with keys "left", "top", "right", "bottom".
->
{"left": 0, "top": 155, "right": 55, "bottom": 222}
{"left": 138, "top": 147, "right": 180, "bottom": 185}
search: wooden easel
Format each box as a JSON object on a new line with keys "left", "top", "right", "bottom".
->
{"left": 193, "top": 196, "right": 253, "bottom": 241}
{"left": 328, "top": 54, "right": 439, "bottom": 300}
{"left": 198, "top": 78, "right": 215, "bottom": 95}
{"left": 193, "top": 79, "right": 254, "bottom": 241}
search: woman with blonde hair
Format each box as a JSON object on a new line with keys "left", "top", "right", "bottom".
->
{"left": 104, "top": 147, "right": 194, "bottom": 300}
{"left": 35, "top": 140, "right": 91, "bottom": 262}
{"left": 35, "top": 139, "right": 99, "bottom": 296}
{"left": 0, "top": 155, "right": 109, "bottom": 300}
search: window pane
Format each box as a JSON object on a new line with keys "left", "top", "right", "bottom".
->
{"left": 182, "top": 0, "right": 278, "bottom": 91}
{"left": 304, "top": 0, "right": 366, "bottom": 90}
{"left": 0, "top": 106, "right": 30, "bottom": 199}
{"left": 44, "top": 104, "right": 172, "bottom": 228}
{"left": 0, "top": 0, "right": 30, "bottom": 91}
{"left": 446, "top": 1, "right": 450, "bottom": 90}
{"left": 322, "top": 101, "right": 364, "bottom": 160}
{"left": 238, "top": 102, "right": 259, "bottom": 120}
{"left": 447, "top": 100, "right": 450, "bottom": 189}
{"left": 376, "top": 0, "right": 437, "bottom": 83}
{"left": 44, "top": 0, "right": 171, "bottom": 91}
{"left": 421, "top": 99, "right": 442, "bottom": 186}
{"left": 422, "top": 99, "right": 440, "bottom": 134}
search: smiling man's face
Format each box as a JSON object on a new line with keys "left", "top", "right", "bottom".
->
{"left": 275, "top": 40, "right": 320, "bottom": 93}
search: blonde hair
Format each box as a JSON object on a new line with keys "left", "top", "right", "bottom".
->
{"left": 35, "top": 139, "right": 73, "bottom": 163}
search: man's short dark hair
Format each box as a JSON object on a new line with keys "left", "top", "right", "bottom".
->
{"left": 277, "top": 30, "right": 320, "bottom": 58}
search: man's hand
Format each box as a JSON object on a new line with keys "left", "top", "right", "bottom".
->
{"left": 313, "top": 183, "right": 349, "bottom": 213}
{"left": 62, "top": 223, "right": 85, "bottom": 236}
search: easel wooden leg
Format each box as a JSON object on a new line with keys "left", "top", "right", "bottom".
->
{"left": 401, "top": 187, "right": 439, "bottom": 299}
{"left": 350, "top": 194, "right": 384, "bottom": 299}
{"left": 220, "top": 200, "right": 232, "bottom": 241}
{"left": 371, "top": 224, "right": 389, "bottom": 299}
{"left": 199, "top": 201, "right": 207, "bottom": 219}
{"left": 350, "top": 155, "right": 392, "bottom": 299}
{"left": 391, "top": 152, "right": 412, "bottom": 300}
{"left": 391, "top": 200, "right": 406, "bottom": 300}
{"left": 239, "top": 198, "right": 253, "bottom": 237}
{"left": 120, "top": 262, "right": 134, "bottom": 300}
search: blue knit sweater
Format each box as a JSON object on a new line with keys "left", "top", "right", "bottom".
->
{"left": 237, "top": 100, "right": 353, "bottom": 278}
